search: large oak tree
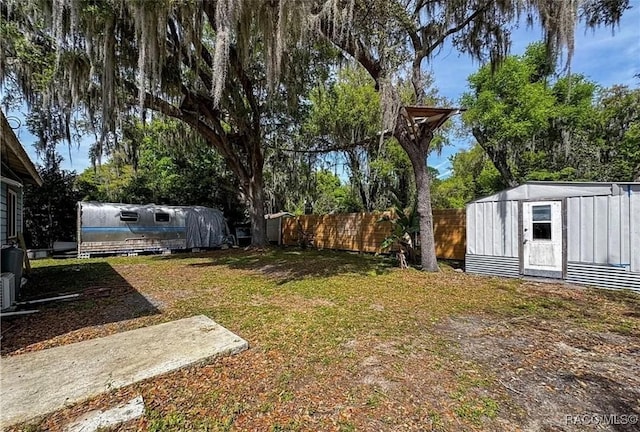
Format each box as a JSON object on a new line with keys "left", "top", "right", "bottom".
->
{"left": 1, "top": 0, "right": 629, "bottom": 268}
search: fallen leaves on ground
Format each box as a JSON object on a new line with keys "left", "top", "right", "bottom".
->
{"left": 3, "top": 249, "right": 639, "bottom": 431}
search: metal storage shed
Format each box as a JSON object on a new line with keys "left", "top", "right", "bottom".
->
{"left": 265, "top": 212, "right": 294, "bottom": 245}
{"left": 465, "top": 182, "right": 640, "bottom": 292}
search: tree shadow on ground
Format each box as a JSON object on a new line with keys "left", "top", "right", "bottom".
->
{"left": 560, "top": 372, "right": 640, "bottom": 432}
{"left": 1, "top": 262, "right": 160, "bottom": 355}
{"left": 155, "top": 248, "right": 394, "bottom": 284}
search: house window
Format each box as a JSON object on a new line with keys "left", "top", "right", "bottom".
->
{"left": 7, "top": 189, "right": 18, "bottom": 238}
{"left": 155, "top": 212, "right": 170, "bottom": 222}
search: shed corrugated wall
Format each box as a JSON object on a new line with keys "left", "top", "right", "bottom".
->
{"left": 466, "top": 255, "right": 520, "bottom": 277}
{"left": 565, "top": 184, "right": 640, "bottom": 291}
{"left": 566, "top": 191, "right": 633, "bottom": 268}
{"left": 466, "top": 200, "right": 519, "bottom": 257}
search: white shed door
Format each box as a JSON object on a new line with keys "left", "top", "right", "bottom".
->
{"left": 522, "top": 201, "right": 563, "bottom": 278}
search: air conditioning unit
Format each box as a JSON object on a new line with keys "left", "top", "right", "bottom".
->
{"left": 1, "top": 272, "right": 16, "bottom": 311}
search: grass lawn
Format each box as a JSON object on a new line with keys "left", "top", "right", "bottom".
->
{"left": 3, "top": 249, "right": 640, "bottom": 431}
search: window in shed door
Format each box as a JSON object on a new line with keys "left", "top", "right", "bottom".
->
{"left": 155, "top": 212, "right": 170, "bottom": 222}
{"left": 532, "top": 205, "right": 552, "bottom": 240}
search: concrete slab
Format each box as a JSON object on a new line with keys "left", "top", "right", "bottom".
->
{"left": 0, "top": 315, "right": 248, "bottom": 429}
{"left": 63, "top": 396, "right": 145, "bottom": 432}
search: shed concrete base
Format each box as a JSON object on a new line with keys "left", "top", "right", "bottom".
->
{"left": 0, "top": 315, "right": 248, "bottom": 429}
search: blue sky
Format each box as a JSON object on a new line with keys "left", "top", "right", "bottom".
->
{"left": 428, "top": 4, "right": 640, "bottom": 177}
{"left": 5, "top": 4, "right": 640, "bottom": 176}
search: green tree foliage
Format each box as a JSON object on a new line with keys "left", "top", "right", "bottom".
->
{"left": 591, "top": 85, "right": 640, "bottom": 181}
{"left": 431, "top": 145, "right": 505, "bottom": 208}
{"left": 76, "top": 119, "right": 247, "bottom": 224}
{"left": 462, "top": 43, "right": 596, "bottom": 186}
{"left": 308, "top": 169, "right": 361, "bottom": 215}
{"left": 262, "top": 150, "right": 318, "bottom": 215}
{"left": 379, "top": 204, "right": 420, "bottom": 268}
{"left": 75, "top": 162, "right": 135, "bottom": 203}
{"left": 23, "top": 153, "right": 81, "bottom": 248}
{"left": 306, "top": 66, "right": 415, "bottom": 211}
{"left": 463, "top": 42, "right": 640, "bottom": 188}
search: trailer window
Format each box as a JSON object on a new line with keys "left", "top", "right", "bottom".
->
{"left": 155, "top": 212, "right": 170, "bottom": 222}
{"left": 120, "top": 211, "right": 139, "bottom": 222}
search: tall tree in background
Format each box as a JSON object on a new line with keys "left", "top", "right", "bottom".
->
{"left": 592, "top": 85, "right": 640, "bottom": 181}
{"left": 1, "top": 0, "right": 629, "bottom": 269}
{"left": 462, "top": 43, "right": 595, "bottom": 186}
{"left": 306, "top": 66, "right": 419, "bottom": 211}
{"left": 23, "top": 152, "right": 81, "bottom": 248}
{"left": 462, "top": 42, "right": 640, "bottom": 186}
{"left": 1, "top": 1, "right": 330, "bottom": 246}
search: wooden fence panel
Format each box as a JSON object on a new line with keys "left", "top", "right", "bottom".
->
{"left": 432, "top": 209, "right": 466, "bottom": 260}
{"left": 360, "top": 213, "right": 392, "bottom": 253}
{"left": 282, "top": 217, "right": 298, "bottom": 245}
{"left": 280, "top": 209, "right": 466, "bottom": 260}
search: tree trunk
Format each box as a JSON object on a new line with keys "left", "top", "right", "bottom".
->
{"left": 396, "top": 126, "right": 439, "bottom": 272}
{"left": 186, "top": 111, "right": 268, "bottom": 248}
{"left": 345, "top": 150, "right": 369, "bottom": 210}
{"left": 472, "top": 129, "right": 518, "bottom": 188}
{"left": 246, "top": 173, "right": 267, "bottom": 247}
{"left": 485, "top": 145, "right": 518, "bottom": 188}
{"left": 411, "top": 155, "right": 439, "bottom": 272}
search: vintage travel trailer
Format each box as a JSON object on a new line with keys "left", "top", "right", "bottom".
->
{"left": 77, "top": 202, "right": 233, "bottom": 257}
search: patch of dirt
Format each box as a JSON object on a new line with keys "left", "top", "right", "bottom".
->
{"left": 439, "top": 315, "right": 640, "bottom": 432}
{"left": 336, "top": 335, "right": 509, "bottom": 430}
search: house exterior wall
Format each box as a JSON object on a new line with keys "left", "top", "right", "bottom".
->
{"left": 17, "top": 186, "right": 22, "bottom": 240}
{"left": 1, "top": 182, "right": 6, "bottom": 244}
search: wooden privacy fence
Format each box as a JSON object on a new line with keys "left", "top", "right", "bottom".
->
{"left": 281, "top": 209, "right": 466, "bottom": 260}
